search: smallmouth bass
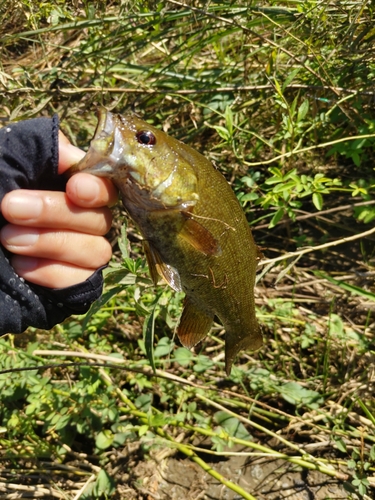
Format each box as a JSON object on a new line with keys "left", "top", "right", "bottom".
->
{"left": 70, "top": 108, "right": 262, "bottom": 374}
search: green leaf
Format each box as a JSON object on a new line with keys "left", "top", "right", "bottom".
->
{"left": 269, "top": 208, "right": 284, "bottom": 228}
{"left": 135, "top": 393, "right": 152, "bottom": 411}
{"left": 174, "top": 347, "right": 193, "bottom": 366}
{"left": 239, "top": 192, "right": 259, "bottom": 203}
{"left": 290, "top": 94, "right": 298, "bottom": 117}
{"left": 94, "top": 469, "right": 115, "bottom": 496}
{"left": 214, "top": 411, "right": 252, "bottom": 440}
{"left": 354, "top": 205, "right": 375, "bottom": 223}
{"left": 328, "top": 313, "right": 344, "bottom": 337}
{"left": 272, "top": 180, "right": 298, "bottom": 193}
{"left": 149, "top": 413, "right": 167, "bottom": 427}
{"left": 135, "top": 299, "right": 151, "bottom": 317}
{"left": 95, "top": 430, "right": 114, "bottom": 450}
{"left": 82, "top": 285, "right": 123, "bottom": 330}
{"left": 352, "top": 151, "right": 361, "bottom": 166}
{"left": 143, "top": 298, "right": 160, "bottom": 372}
{"left": 118, "top": 223, "right": 129, "bottom": 259}
{"left": 211, "top": 435, "right": 227, "bottom": 452}
{"left": 224, "top": 105, "right": 234, "bottom": 136}
{"left": 312, "top": 192, "right": 323, "bottom": 210}
{"left": 297, "top": 99, "right": 309, "bottom": 121}
{"left": 213, "top": 125, "right": 231, "bottom": 141}
{"left": 352, "top": 478, "right": 369, "bottom": 496}
{"left": 154, "top": 337, "right": 173, "bottom": 358}
{"left": 334, "top": 437, "right": 347, "bottom": 453}
{"left": 268, "top": 166, "right": 283, "bottom": 178}
{"left": 314, "top": 272, "right": 375, "bottom": 302}
{"left": 265, "top": 176, "right": 283, "bottom": 185}
{"left": 193, "top": 355, "right": 214, "bottom": 373}
{"left": 104, "top": 268, "right": 134, "bottom": 286}
{"left": 113, "top": 432, "right": 133, "bottom": 446}
{"left": 273, "top": 77, "right": 283, "bottom": 96}
{"left": 240, "top": 175, "right": 258, "bottom": 188}
{"left": 108, "top": 407, "right": 119, "bottom": 422}
{"left": 282, "top": 68, "right": 301, "bottom": 91}
{"left": 356, "top": 399, "right": 375, "bottom": 426}
{"left": 352, "top": 138, "right": 367, "bottom": 150}
{"left": 138, "top": 424, "right": 149, "bottom": 437}
{"left": 55, "top": 414, "right": 71, "bottom": 431}
{"left": 278, "top": 382, "right": 323, "bottom": 409}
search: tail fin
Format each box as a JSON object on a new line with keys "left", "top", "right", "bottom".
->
{"left": 225, "top": 323, "right": 263, "bottom": 375}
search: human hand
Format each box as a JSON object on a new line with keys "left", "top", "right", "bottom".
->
{"left": 0, "top": 132, "right": 118, "bottom": 289}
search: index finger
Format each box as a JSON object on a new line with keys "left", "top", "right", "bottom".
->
{"left": 1, "top": 190, "right": 112, "bottom": 235}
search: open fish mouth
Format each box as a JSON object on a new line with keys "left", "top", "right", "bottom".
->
{"left": 72, "top": 110, "right": 124, "bottom": 177}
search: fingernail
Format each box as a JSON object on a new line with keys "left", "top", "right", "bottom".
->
{"left": 75, "top": 176, "right": 100, "bottom": 202}
{"left": 2, "top": 226, "right": 39, "bottom": 246}
{"left": 6, "top": 194, "right": 43, "bottom": 220}
{"left": 13, "top": 256, "right": 38, "bottom": 272}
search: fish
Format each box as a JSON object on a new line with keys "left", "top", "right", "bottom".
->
{"left": 69, "top": 108, "right": 262, "bottom": 374}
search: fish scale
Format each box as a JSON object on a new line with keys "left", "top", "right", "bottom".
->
{"left": 68, "top": 108, "right": 262, "bottom": 374}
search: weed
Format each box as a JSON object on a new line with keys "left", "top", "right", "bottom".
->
{"left": 1, "top": 1, "right": 375, "bottom": 499}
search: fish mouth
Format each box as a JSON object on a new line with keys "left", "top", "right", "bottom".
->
{"left": 73, "top": 108, "right": 125, "bottom": 177}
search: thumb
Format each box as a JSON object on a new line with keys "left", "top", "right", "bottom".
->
{"left": 58, "top": 131, "right": 86, "bottom": 174}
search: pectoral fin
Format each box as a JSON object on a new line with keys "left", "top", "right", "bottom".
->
{"left": 179, "top": 217, "right": 221, "bottom": 256}
{"left": 177, "top": 297, "right": 213, "bottom": 348}
{"left": 143, "top": 240, "right": 182, "bottom": 292}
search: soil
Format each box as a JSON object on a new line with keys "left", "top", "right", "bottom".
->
{"left": 107, "top": 443, "right": 349, "bottom": 500}
{"left": 0, "top": 452, "right": 353, "bottom": 500}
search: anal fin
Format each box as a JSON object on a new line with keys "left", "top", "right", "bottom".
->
{"left": 177, "top": 297, "right": 213, "bottom": 348}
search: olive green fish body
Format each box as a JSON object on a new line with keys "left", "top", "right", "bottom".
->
{"left": 71, "top": 109, "right": 262, "bottom": 373}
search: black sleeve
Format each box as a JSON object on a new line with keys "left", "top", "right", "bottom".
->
{"left": 0, "top": 116, "right": 104, "bottom": 335}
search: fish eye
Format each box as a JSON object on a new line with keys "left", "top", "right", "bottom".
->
{"left": 136, "top": 130, "right": 156, "bottom": 146}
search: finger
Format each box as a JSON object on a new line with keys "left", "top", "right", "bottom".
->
{"left": 66, "top": 173, "right": 118, "bottom": 208}
{"left": 1, "top": 190, "right": 112, "bottom": 235}
{"left": 11, "top": 256, "right": 97, "bottom": 289}
{"left": 58, "top": 131, "right": 118, "bottom": 208}
{"left": 1, "top": 225, "right": 112, "bottom": 269}
{"left": 57, "top": 131, "right": 86, "bottom": 173}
